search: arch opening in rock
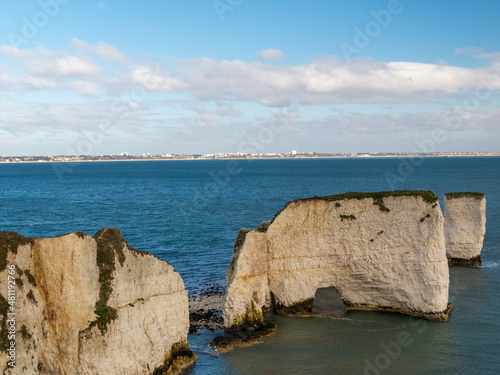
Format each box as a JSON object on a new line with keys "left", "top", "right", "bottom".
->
{"left": 312, "top": 286, "right": 346, "bottom": 314}
{"left": 223, "top": 191, "right": 453, "bottom": 330}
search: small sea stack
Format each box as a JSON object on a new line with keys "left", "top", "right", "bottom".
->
{"left": 444, "top": 192, "right": 486, "bottom": 266}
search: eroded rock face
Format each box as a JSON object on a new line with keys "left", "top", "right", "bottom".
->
{"left": 0, "top": 228, "right": 195, "bottom": 375}
{"left": 444, "top": 192, "right": 486, "bottom": 266}
{"left": 224, "top": 191, "right": 452, "bottom": 328}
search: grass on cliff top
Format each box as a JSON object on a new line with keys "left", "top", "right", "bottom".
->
{"left": 445, "top": 192, "right": 485, "bottom": 200}
{"left": 310, "top": 190, "right": 438, "bottom": 204}
{"left": 270, "top": 190, "right": 438, "bottom": 221}
{"left": 0, "top": 232, "right": 34, "bottom": 272}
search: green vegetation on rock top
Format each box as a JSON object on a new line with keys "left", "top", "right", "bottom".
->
{"left": 311, "top": 190, "right": 438, "bottom": 204}
{"left": 445, "top": 192, "right": 485, "bottom": 200}
{"left": 257, "top": 220, "right": 272, "bottom": 233}
{"left": 270, "top": 190, "right": 438, "bottom": 221}
{"left": 0, "top": 232, "right": 34, "bottom": 272}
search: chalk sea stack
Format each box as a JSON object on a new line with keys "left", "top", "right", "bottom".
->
{"left": 223, "top": 191, "right": 453, "bottom": 334}
{"left": 444, "top": 192, "right": 486, "bottom": 266}
{"left": 0, "top": 228, "right": 196, "bottom": 375}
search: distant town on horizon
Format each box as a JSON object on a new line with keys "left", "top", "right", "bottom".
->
{"left": 2, "top": 151, "right": 499, "bottom": 163}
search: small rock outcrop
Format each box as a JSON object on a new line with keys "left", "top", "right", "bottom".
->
{"left": 444, "top": 192, "right": 486, "bottom": 266}
{"left": 0, "top": 228, "right": 196, "bottom": 375}
{"left": 224, "top": 191, "right": 452, "bottom": 331}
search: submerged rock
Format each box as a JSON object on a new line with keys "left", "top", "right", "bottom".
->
{"left": 0, "top": 228, "right": 196, "bottom": 374}
{"left": 223, "top": 191, "right": 452, "bottom": 332}
{"left": 444, "top": 192, "right": 486, "bottom": 266}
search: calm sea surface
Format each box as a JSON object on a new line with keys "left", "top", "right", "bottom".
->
{"left": 1, "top": 157, "right": 499, "bottom": 374}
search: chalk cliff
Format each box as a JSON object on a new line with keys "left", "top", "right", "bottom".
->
{"left": 0, "top": 228, "right": 196, "bottom": 375}
{"left": 224, "top": 191, "right": 452, "bottom": 329}
{"left": 444, "top": 192, "right": 486, "bottom": 266}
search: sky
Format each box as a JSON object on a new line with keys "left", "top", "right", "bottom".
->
{"left": 0, "top": 0, "right": 499, "bottom": 156}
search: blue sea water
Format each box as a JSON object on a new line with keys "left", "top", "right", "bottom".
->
{"left": 1, "top": 157, "right": 499, "bottom": 374}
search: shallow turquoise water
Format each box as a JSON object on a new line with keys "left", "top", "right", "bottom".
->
{"left": 1, "top": 157, "right": 499, "bottom": 374}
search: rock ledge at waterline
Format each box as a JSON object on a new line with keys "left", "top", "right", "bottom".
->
{"left": 0, "top": 228, "right": 196, "bottom": 375}
{"left": 223, "top": 191, "right": 453, "bottom": 331}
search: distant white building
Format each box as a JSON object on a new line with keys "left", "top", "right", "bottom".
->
{"left": 291, "top": 150, "right": 298, "bottom": 155}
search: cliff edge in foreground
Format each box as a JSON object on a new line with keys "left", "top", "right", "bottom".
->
{"left": 0, "top": 228, "right": 196, "bottom": 375}
{"left": 444, "top": 192, "right": 486, "bottom": 266}
{"left": 224, "top": 191, "right": 452, "bottom": 331}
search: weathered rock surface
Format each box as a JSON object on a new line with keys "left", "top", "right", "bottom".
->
{"left": 444, "top": 192, "right": 486, "bottom": 266}
{"left": 224, "top": 191, "right": 452, "bottom": 329}
{"left": 0, "top": 228, "right": 196, "bottom": 375}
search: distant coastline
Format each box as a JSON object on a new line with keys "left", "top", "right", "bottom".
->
{"left": 1, "top": 152, "right": 499, "bottom": 164}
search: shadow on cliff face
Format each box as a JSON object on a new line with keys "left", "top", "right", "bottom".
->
{"left": 312, "top": 287, "right": 346, "bottom": 315}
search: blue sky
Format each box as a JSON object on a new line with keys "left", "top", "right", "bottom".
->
{"left": 0, "top": 0, "right": 499, "bottom": 155}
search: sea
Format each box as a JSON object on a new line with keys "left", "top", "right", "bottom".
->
{"left": 1, "top": 157, "right": 499, "bottom": 375}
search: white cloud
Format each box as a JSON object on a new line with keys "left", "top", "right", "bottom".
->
{"left": 0, "top": 45, "right": 103, "bottom": 78}
{"left": 55, "top": 56, "right": 103, "bottom": 76}
{"left": 3, "top": 42, "right": 500, "bottom": 107}
{"left": 71, "top": 38, "right": 127, "bottom": 63}
{"left": 0, "top": 101, "right": 146, "bottom": 135}
{"left": 201, "top": 113, "right": 216, "bottom": 122}
{"left": 454, "top": 47, "right": 484, "bottom": 55}
{"left": 26, "top": 77, "right": 57, "bottom": 89}
{"left": 66, "top": 80, "right": 101, "bottom": 97}
{"left": 476, "top": 52, "right": 500, "bottom": 61}
{"left": 261, "top": 107, "right": 500, "bottom": 153}
{"left": 0, "top": 40, "right": 499, "bottom": 155}
{"left": 127, "top": 101, "right": 141, "bottom": 110}
{"left": 276, "top": 103, "right": 298, "bottom": 118}
{"left": 257, "top": 49, "right": 284, "bottom": 61}
{"left": 0, "top": 74, "right": 22, "bottom": 89}
{"left": 150, "top": 57, "right": 500, "bottom": 106}
{"left": 216, "top": 106, "right": 243, "bottom": 117}
{"left": 130, "top": 67, "right": 185, "bottom": 91}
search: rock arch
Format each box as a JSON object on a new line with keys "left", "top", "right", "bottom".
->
{"left": 223, "top": 191, "right": 452, "bottom": 329}
{"left": 312, "top": 286, "right": 346, "bottom": 314}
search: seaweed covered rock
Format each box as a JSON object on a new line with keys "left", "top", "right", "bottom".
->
{"left": 224, "top": 191, "right": 452, "bottom": 330}
{"left": 444, "top": 192, "right": 486, "bottom": 266}
{"left": 0, "top": 228, "right": 195, "bottom": 374}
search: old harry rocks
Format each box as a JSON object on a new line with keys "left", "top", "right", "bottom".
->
{"left": 224, "top": 191, "right": 458, "bottom": 329}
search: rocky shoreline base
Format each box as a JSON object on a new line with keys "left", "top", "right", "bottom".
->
{"left": 188, "top": 286, "right": 225, "bottom": 333}
{"left": 210, "top": 321, "right": 277, "bottom": 354}
{"left": 188, "top": 286, "right": 278, "bottom": 354}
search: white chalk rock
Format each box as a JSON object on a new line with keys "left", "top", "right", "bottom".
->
{"left": 444, "top": 192, "right": 486, "bottom": 266}
{"left": 224, "top": 191, "right": 452, "bottom": 328}
{"left": 0, "top": 228, "right": 194, "bottom": 375}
